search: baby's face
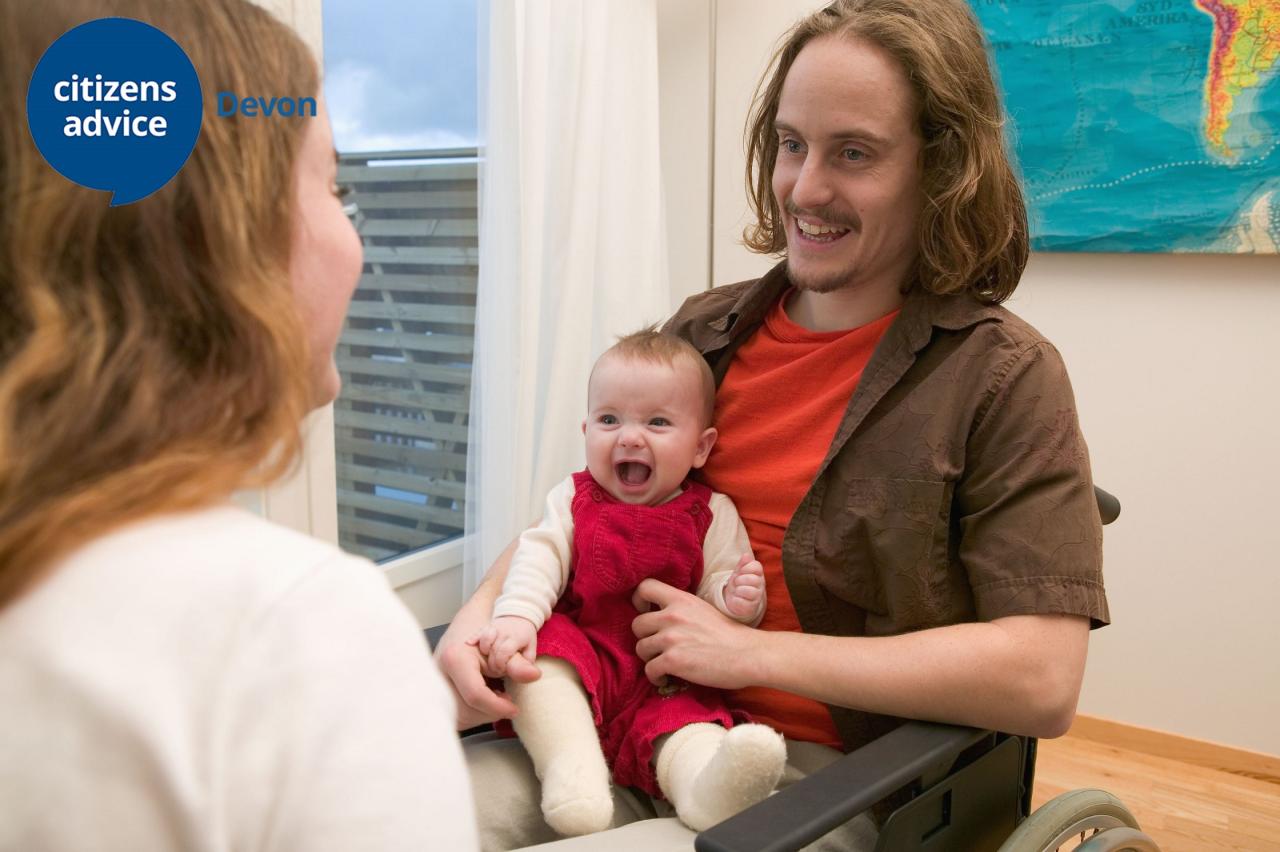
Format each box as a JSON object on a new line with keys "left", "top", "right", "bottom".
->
{"left": 583, "top": 354, "right": 716, "bottom": 506}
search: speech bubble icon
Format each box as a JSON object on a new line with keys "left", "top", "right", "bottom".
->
{"left": 26, "top": 17, "right": 202, "bottom": 206}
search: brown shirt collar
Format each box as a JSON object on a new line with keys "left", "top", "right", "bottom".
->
{"left": 700, "top": 260, "right": 1006, "bottom": 357}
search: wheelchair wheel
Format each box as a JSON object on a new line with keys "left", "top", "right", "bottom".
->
{"left": 996, "top": 788, "right": 1159, "bottom": 852}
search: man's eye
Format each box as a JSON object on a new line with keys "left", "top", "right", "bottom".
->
{"left": 842, "top": 148, "right": 866, "bottom": 162}
{"left": 780, "top": 139, "right": 803, "bottom": 154}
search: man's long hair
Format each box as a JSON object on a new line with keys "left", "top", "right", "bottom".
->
{"left": 743, "top": 0, "right": 1028, "bottom": 302}
{"left": 0, "top": 0, "right": 318, "bottom": 606}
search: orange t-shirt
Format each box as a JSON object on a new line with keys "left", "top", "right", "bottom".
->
{"left": 700, "top": 291, "right": 898, "bottom": 748}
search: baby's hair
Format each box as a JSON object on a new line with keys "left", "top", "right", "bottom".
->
{"left": 602, "top": 326, "right": 716, "bottom": 426}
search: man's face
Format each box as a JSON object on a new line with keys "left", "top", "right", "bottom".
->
{"left": 771, "top": 35, "right": 924, "bottom": 296}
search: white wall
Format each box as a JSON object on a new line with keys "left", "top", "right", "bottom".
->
{"left": 253, "top": 0, "right": 323, "bottom": 59}
{"left": 1013, "top": 252, "right": 1280, "bottom": 756}
{"left": 699, "top": 0, "right": 1280, "bottom": 755}
{"left": 657, "top": 0, "right": 716, "bottom": 312}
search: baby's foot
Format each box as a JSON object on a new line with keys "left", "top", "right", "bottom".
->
{"left": 539, "top": 755, "right": 614, "bottom": 836}
{"left": 658, "top": 723, "right": 787, "bottom": 831}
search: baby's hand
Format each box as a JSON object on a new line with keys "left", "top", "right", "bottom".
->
{"left": 468, "top": 615, "right": 538, "bottom": 678}
{"left": 724, "top": 552, "right": 765, "bottom": 620}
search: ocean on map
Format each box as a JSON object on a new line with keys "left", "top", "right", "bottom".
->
{"left": 972, "top": 0, "right": 1280, "bottom": 253}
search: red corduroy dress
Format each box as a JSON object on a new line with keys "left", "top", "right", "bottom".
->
{"left": 534, "top": 469, "right": 744, "bottom": 797}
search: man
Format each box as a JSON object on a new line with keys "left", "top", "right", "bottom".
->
{"left": 438, "top": 1, "right": 1109, "bottom": 849}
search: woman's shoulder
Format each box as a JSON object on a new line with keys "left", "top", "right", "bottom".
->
{"left": 1, "top": 506, "right": 468, "bottom": 851}
{"left": 57, "top": 503, "right": 373, "bottom": 606}
{"left": 5, "top": 504, "right": 400, "bottom": 675}
{"left": 3, "top": 502, "right": 432, "bottom": 739}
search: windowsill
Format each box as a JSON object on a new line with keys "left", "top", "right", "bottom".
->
{"left": 381, "top": 535, "right": 465, "bottom": 590}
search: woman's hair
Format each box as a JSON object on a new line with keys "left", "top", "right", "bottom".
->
{"left": 0, "top": 0, "right": 319, "bottom": 606}
{"left": 743, "top": 0, "right": 1029, "bottom": 302}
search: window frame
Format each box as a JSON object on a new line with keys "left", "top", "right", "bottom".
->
{"left": 243, "top": 0, "right": 468, "bottom": 617}
{"left": 265, "top": 0, "right": 717, "bottom": 620}
{"left": 245, "top": 402, "right": 465, "bottom": 615}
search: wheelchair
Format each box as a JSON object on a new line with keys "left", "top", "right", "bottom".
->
{"left": 430, "top": 486, "right": 1160, "bottom": 852}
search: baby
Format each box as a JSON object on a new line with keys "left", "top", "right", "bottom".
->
{"left": 471, "top": 329, "right": 786, "bottom": 836}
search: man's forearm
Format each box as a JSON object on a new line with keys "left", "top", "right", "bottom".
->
{"left": 753, "top": 614, "right": 1089, "bottom": 739}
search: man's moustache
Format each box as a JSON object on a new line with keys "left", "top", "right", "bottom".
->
{"left": 784, "top": 202, "right": 860, "bottom": 231}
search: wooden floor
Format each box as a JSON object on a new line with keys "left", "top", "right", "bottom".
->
{"left": 1033, "top": 733, "right": 1280, "bottom": 851}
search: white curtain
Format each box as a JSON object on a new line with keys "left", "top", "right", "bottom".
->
{"left": 464, "top": 1, "right": 670, "bottom": 593}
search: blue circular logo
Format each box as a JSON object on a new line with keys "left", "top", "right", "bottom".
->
{"left": 26, "top": 18, "right": 203, "bottom": 206}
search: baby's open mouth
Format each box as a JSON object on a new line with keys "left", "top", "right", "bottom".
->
{"left": 616, "top": 461, "right": 652, "bottom": 486}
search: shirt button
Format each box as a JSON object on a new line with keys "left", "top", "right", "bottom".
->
{"left": 592, "top": 490, "right": 602, "bottom": 502}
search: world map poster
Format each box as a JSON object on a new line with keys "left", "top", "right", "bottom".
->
{"left": 972, "top": 0, "right": 1280, "bottom": 253}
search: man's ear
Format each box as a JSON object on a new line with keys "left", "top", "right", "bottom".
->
{"left": 691, "top": 426, "right": 718, "bottom": 469}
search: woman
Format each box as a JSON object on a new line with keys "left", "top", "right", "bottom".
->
{"left": 0, "top": 1, "right": 476, "bottom": 849}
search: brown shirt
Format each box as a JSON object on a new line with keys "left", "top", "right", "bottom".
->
{"left": 663, "top": 262, "right": 1109, "bottom": 752}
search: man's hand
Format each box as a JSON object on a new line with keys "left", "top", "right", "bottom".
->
{"left": 469, "top": 615, "right": 538, "bottom": 678}
{"left": 723, "top": 552, "right": 765, "bottom": 620}
{"left": 631, "top": 578, "right": 763, "bottom": 690}
{"left": 432, "top": 537, "right": 540, "bottom": 729}
{"left": 436, "top": 637, "right": 538, "bottom": 729}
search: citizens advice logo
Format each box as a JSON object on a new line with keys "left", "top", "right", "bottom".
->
{"left": 26, "top": 17, "right": 201, "bottom": 206}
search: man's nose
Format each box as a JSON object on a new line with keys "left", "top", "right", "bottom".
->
{"left": 790, "top": 155, "right": 835, "bottom": 211}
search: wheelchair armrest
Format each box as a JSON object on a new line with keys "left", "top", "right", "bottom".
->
{"left": 694, "top": 721, "right": 989, "bottom": 852}
{"left": 425, "top": 622, "right": 449, "bottom": 651}
{"left": 1094, "top": 485, "right": 1121, "bottom": 525}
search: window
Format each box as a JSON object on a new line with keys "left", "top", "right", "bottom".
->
{"left": 322, "top": 0, "right": 478, "bottom": 563}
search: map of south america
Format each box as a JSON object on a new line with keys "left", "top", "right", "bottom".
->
{"left": 973, "top": 0, "right": 1280, "bottom": 253}
{"left": 1195, "top": 0, "right": 1280, "bottom": 159}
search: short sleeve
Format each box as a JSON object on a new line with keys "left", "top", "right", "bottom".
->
{"left": 659, "top": 295, "right": 700, "bottom": 341}
{"left": 958, "top": 342, "right": 1110, "bottom": 627}
{"left": 222, "top": 555, "right": 478, "bottom": 852}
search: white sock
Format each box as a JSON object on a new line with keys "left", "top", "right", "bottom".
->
{"left": 509, "top": 658, "right": 614, "bottom": 836}
{"left": 654, "top": 722, "right": 787, "bottom": 831}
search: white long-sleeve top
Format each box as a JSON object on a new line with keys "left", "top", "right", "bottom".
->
{"left": 493, "top": 476, "right": 765, "bottom": 629}
{"left": 0, "top": 505, "right": 477, "bottom": 852}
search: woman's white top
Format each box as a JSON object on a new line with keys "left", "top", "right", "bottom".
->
{"left": 0, "top": 505, "right": 477, "bottom": 852}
